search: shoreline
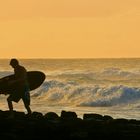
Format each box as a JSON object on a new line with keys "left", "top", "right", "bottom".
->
{"left": 0, "top": 110, "right": 140, "bottom": 139}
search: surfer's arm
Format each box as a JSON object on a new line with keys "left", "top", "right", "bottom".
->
{"left": 8, "top": 76, "right": 25, "bottom": 85}
{"left": 8, "top": 72, "right": 26, "bottom": 85}
{"left": 10, "top": 67, "right": 27, "bottom": 84}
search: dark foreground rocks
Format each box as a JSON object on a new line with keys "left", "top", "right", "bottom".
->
{"left": 0, "top": 110, "right": 140, "bottom": 139}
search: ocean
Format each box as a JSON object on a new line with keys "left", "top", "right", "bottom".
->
{"left": 1, "top": 58, "right": 140, "bottom": 120}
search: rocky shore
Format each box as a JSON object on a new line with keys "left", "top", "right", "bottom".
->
{"left": 0, "top": 110, "right": 140, "bottom": 139}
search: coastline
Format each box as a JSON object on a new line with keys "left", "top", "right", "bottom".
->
{"left": 0, "top": 110, "right": 140, "bottom": 139}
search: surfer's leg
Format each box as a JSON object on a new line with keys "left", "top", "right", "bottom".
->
{"left": 7, "top": 96, "right": 14, "bottom": 118}
{"left": 7, "top": 96, "right": 13, "bottom": 111}
{"left": 24, "top": 103, "right": 32, "bottom": 115}
{"left": 22, "top": 96, "right": 32, "bottom": 115}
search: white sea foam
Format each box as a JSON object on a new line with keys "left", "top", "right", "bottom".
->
{"left": 31, "top": 80, "right": 140, "bottom": 108}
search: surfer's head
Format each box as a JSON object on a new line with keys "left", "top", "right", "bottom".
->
{"left": 10, "top": 59, "right": 19, "bottom": 67}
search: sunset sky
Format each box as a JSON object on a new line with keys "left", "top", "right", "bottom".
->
{"left": 0, "top": 0, "right": 140, "bottom": 58}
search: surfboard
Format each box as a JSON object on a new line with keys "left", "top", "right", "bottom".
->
{"left": 0, "top": 71, "right": 46, "bottom": 94}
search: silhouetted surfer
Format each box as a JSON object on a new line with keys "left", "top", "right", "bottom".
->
{"left": 7, "top": 59, "right": 32, "bottom": 118}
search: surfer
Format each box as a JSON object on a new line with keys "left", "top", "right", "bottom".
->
{"left": 7, "top": 59, "right": 32, "bottom": 117}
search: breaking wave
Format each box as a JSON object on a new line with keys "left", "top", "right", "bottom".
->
{"left": 31, "top": 80, "right": 140, "bottom": 107}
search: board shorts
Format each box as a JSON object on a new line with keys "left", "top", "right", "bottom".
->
{"left": 8, "top": 84, "right": 30, "bottom": 105}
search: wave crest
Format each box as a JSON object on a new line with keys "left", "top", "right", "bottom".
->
{"left": 31, "top": 80, "right": 140, "bottom": 107}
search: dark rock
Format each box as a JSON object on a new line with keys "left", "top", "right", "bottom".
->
{"left": 60, "top": 110, "right": 77, "bottom": 120}
{"left": 0, "top": 110, "right": 140, "bottom": 139}
{"left": 30, "top": 111, "right": 43, "bottom": 119}
{"left": 14, "top": 111, "right": 25, "bottom": 119}
{"left": 103, "top": 115, "right": 113, "bottom": 121}
{"left": 44, "top": 112, "right": 59, "bottom": 120}
{"left": 112, "top": 118, "right": 129, "bottom": 124}
{"left": 83, "top": 113, "right": 104, "bottom": 121}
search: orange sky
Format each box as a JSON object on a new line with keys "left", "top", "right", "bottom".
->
{"left": 0, "top": 0, "right": 140, "bottom": 58}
